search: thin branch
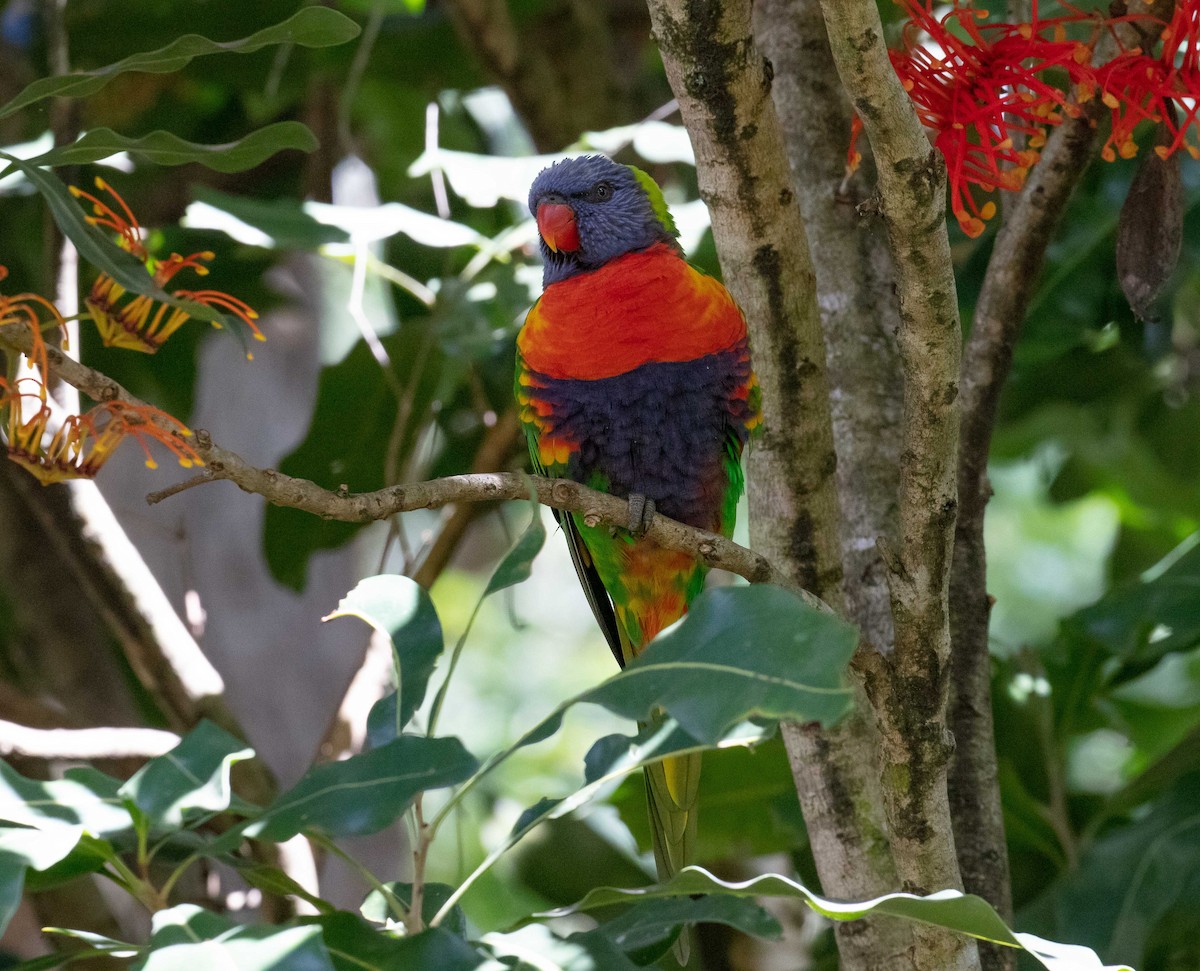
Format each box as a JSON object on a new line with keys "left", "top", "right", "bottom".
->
{"left": 947, "top": 16, "right": 1161, "bottom": 948}
{"left": 0, "top": 720, "right": 179, "bottom": 761}
{"left": 0, "top": 323, "right": 817, "bottom": 606}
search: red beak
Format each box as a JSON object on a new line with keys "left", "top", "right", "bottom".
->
{"left": 536, "top": 202, "right": 580, "bottom": 253}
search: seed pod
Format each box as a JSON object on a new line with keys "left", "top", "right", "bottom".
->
{"left": 1116, "top": 117, "right": 1184, "bottom": 323}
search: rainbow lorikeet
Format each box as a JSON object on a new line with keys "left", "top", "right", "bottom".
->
{"left": 516, "top": 154, "right": 762, "bottom": 888}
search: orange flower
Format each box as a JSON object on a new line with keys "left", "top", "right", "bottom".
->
{"left": 70, "top": 178, "right": 264, "bottom": 354}
{"left": 0, "top": 377, "right": 203, "bottom": 486}
{"left": 0, "top": 265, "right": 65, "bottom": 377}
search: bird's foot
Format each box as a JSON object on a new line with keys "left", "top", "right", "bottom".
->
{"left": 627, "top": 494, "right": 656, "bottom": 536}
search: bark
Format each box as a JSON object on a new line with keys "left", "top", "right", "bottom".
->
{"left": 754, "top": 0, "right": 915, "bottom": 965}
{"left": 639, "top": 2, "right": 941, "bottom": 969}
{"left": 948, "top": 20, "right": 1160, "bottom": 971}
{"left": 816, "top": 0, "right": 975, "bottom": 967}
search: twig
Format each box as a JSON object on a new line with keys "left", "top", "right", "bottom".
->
{"left": 0, "top": 720, "right": 179, "bottom": 760}
{"left": 947, "top": 16, "right": 1160, "bottom": 946}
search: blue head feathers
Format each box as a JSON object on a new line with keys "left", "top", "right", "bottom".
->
{"left": 528, "top": 155, "right": 681, "bottom": 286}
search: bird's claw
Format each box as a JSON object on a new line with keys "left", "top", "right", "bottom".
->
{"left": 627, "top": 494, "right": 656, "bottom": 536}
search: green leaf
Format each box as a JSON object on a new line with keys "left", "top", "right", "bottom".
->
{"left": 144, "top": 903, "right": 237, "bottom": 949}
{"left": 316, "top": 915, "right": 492, "bottom": 971}
{"left": 1021, "top": 773, "right": 1200, "bottom": 968}
{"left": 0, "top": 823, "right": 93, "bottom": 933}
{"left": 117, "top": 720, "right": 254, "bottom": 828}
{"left": 325, "top": 575, "right": 445, "bottom": 732}
{"left": 0, "top": 154, "right": 229, "bottom": 329}
{"left": 1077, "top": 531, "right": 1200, "bottom": 666}
{"left": 236, "top": 864, "right": 336, "bottom": 916}
{"left": 483, "top": 497, "right": 545, "bottom": 597}
{"left": 18, "top": 123, "right": 317, "bottom": 174}
{"left": 0, "top": 762, "right": 129, "bottom": 836}
{"left": 139, "top": 925, "right": 333, "bottom": 971}
{"left": 248, "top": 735, "right": 478, "bottom": 841}
{"left": 556, "top": 867, "right": 1133, "bottom": 971}
{"left": 360, "top": 882, "right": 465, "bottom": 937}
{"left": 593, "top": 894, "right": 782, "bottom": 958}
{"left": 0, "top": 8, "right": 361, "bottom": 121}
{"left": 484, "top": 925, "right": 642, "bottom": 971}
{"left": 582, "top": 585, "right": 857, "bottom": 741}
{"left": 42, "top": 928, "right": 138, "bottom": 957}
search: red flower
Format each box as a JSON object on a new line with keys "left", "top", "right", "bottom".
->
{"left": 887, "top": 0, "right": 1095, "bottom": 236}
{"left": 1090, "top": 0, "right": 1200, "bottom": 161}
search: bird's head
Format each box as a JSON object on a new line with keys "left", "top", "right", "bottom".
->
{"left": 528, "top": 155, "right": 681, "bottom": 285}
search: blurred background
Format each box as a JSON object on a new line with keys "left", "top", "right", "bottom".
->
{"left": 1, "top": 1, "right": 1199, "bottom": 969}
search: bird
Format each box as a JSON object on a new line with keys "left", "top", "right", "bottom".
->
{"left": 515, "top": 154, "right": 762, "bottom": 906}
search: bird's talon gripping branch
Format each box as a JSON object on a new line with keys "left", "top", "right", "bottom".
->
{"left": 627, "top": 493, "right": 656, "bottom": 536}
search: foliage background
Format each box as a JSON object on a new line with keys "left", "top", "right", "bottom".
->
{"left": 0, "top": 0, "right": 1198, "bottom": 969}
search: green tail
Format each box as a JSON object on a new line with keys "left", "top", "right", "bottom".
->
{"left": 645, "top": 748, "right": 701, "bottom": 965}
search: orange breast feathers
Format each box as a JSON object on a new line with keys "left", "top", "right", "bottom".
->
{"left": 518, "top": 243, "right": 748, "bottom": 380}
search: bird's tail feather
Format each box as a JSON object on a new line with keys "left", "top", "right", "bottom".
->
{"left": 645, "top": 751, "right": 701, "bottom": 965}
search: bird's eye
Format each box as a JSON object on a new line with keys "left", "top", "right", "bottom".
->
{"left": 588, "top": 182, "right": 614, "bottom": 203}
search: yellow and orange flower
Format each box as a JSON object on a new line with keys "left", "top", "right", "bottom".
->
{"left": 0, "top": 377, "right": 203, "bottom": 485}
{"left": 0, "top": 264, "right": 64, "bottom": 377}
{"left": 70, "top": 178, "right": 263, "bottom": 354}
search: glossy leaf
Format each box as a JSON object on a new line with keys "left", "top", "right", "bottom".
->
{"left": 316, "top": 914, "right": 496, "bottom": 971}
{"left": 593, "top": 894, "right": 782, "bottom": 958}
{"left": 248, "top": 735, "right": 478, "bottom": 841}
{"left": 325, "top": 575, "right": 444, "bottom": 732}
{"left": 233, "top": 864, "right": 337, "bottom": 916}
{"left": 0, "top": 8, "right": 361, "bottom": 120}
{"left": 483, "top": 496, "right": 545, "bottom": 597}
{"left": 117, "top": 720, "right": 253, "bottom": 828}
{"left": 0, "top": 762, "right": 129, "bottom": 836}
{"left": 18, "top": 123, "right": 317, "bottom": 173}
{"left": 139, "top": 925, "right": 333, "bottom": 971}
{"left": 582, "top": 584, "right": 857, "bottom": 740}
{"left": 1020, "top": 773, "right": 1200, "bottom": 968}
{"left": 482, "top": 925, "right": 641, "bottom": 971}
{"left": 360, "top": 881, "right": 466, "bottom": 936}
{"left": 144, "top": 903, "right": 238, "bottom": 949}
{"left": 0, "top": 823, "right": 88, "bottom": 937}
{"left": 1076, "top": 531, "right": 1200, "bottom": 667}
{"left": 555, "top": 867, "right": 1133, "bottom": 971}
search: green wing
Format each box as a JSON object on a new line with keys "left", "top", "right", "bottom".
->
{"left": 516, "top": 346, "right": 624, "bottom": 666}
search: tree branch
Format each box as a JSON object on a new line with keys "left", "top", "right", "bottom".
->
{"left": 948, "top": 19, "right": 1161, "bottom": 959}
{"left": 817, "top": 0, "right": 973, "bottom": 967}
{"left": 0, "top": 323, "right": 819, "bottom": 606}
{"left": 753, "top": 0, "right": 914, "bottom": 966}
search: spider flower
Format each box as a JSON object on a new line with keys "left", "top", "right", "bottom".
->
{"left": 1090, "top": 0, "right": 1200, "bottom": 162}
{"left": 0, "top": 377, "right": 203, "bottom": 485}
{"left": 70, "top": 178, "right": 263, "bottom": 354}
{"left": 886, "top": 0, "right": 1094, "bottom": 235}
{"left": 0, "top": 264, "right": 65, "bottom": 378}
